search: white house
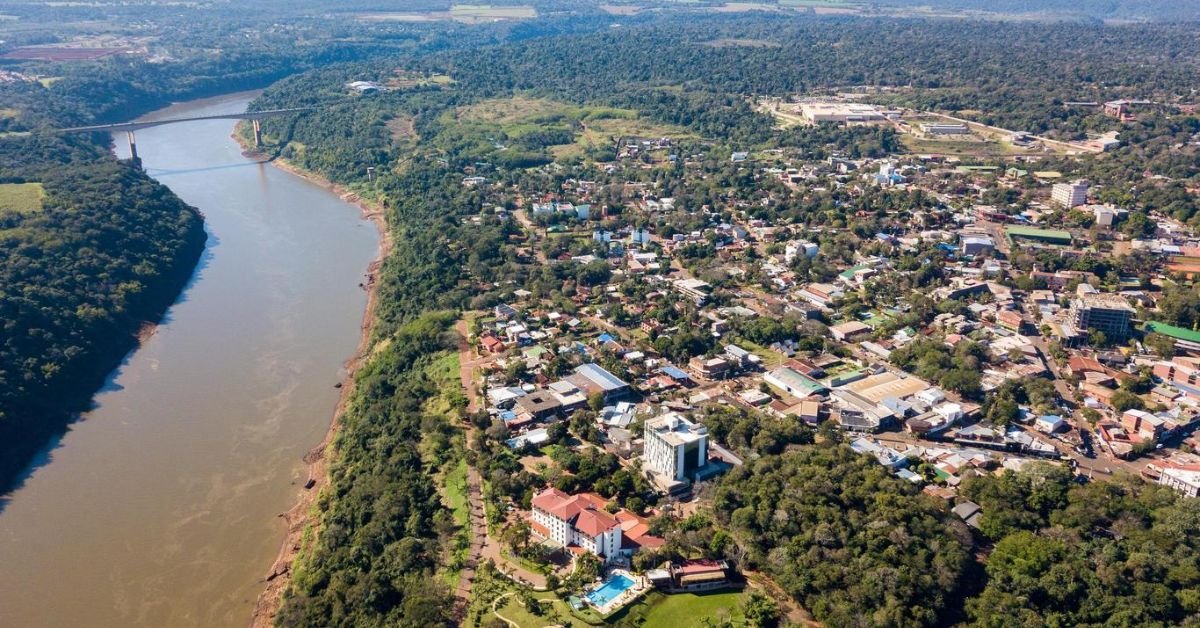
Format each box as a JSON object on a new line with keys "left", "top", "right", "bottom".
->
{"left": 1035, "top": 415, "right": 1065, "bottom": 434}
{"left": 934, "top": 402, "right": 964, "bottom": 423}
{"left": 915, "top": 388, "right": 946, "bottom": 406}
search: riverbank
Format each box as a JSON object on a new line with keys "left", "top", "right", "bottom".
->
{"left": 0, "top": 167, "right": 207, "bottom": 496}
{"left": 246, "top": 150, "right": 393, "bottom": 628}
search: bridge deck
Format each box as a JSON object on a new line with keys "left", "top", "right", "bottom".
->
{"left": 58, "top": 107, "right": 315, "bottom": 134}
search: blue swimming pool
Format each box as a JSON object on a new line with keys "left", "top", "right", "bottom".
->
{"left": 586, "top": 573, "right": 636, "bottom": 608}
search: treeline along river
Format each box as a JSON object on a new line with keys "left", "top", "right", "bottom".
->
{"left": 0, "top": 92, "right": 379, "bottom": 627}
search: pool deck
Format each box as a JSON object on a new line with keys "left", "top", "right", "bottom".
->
{"left": 585, "top": 569, "right": 649, "bottom": 615}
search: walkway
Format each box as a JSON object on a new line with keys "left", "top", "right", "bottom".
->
{"left": 451, "top": 317, "right": 547, "bottom": 623}
{"left": 491, "top": 592, "right": 519, "bottom": 628}
{"left": 451, "top": 318, "right": 489, "bottom": 618}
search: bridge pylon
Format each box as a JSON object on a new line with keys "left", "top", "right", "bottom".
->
{"left": 125, "top": 131, "right": 141, "bottom": 168}
{"left": 252, "top": 119, "right": 263, "bottom": 148}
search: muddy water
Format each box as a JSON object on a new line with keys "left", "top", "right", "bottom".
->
{"left": 0, "top": 92, "right": 378, "bottom": 627}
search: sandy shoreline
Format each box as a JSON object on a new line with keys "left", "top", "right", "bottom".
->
{"left": 242, "top": 141, "right": 393, "bottom": 627}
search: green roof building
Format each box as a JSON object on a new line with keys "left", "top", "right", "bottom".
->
{"left": 1006, "top": 225, "right": 1072, "bottom": 246}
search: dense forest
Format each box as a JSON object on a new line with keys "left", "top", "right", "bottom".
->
{"left": 961, "top": 465, "right": 1200, "bottom": 626}
{"left": 0, "top": 159, "right": 204, "bottom": 489}
{"left": 877, "top": 0, "right": 1200, "bottom": 21}
{"left": 711, "top": 447, "right": 974, "bottom": 627}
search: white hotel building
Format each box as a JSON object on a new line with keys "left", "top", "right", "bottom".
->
{"left": 529, "top": 488, "right": 623, "bottom": 562}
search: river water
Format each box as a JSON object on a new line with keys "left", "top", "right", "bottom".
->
{"left": 0, "top": 93, "right": 379, "bottom": 626}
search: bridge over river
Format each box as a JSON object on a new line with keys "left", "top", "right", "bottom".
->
{"left": 57, "top": 107, "right": 317, "bottom": 162}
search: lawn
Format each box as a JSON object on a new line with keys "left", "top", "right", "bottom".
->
{"left": 494, "top": 592, "right": 600, "bottom": 628}
{"left": 901, "top": 135, "right": 1027, "bottom": 157}
{"left": 0, "top": 182, "right": 45, "bottom": 216}
{"left": 613, "top": 591, "right": 748, "bottom": 626}
{"left": 439, "top": 458, "right": 471, "bottom": 586}
{"left": 733, "top": 337, "right": 783, "bottom": 369}
{"left": 422, "top": 351, "right": 464, "bottom": 416}
{"left": 449, "top": 96, "right": 692, "bottom": 162}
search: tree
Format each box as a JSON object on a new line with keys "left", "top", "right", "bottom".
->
{"left": 500, "top": 520, "right": 531, "bottom": 554}
{"left": 1111, "top": 389, "right": 1146, "bottom": 412}
{"left": 742, "top": 592, "right": 781, "bottom": 628}
{"left": 587, "top": 391, "right": 605, "bottom": 413}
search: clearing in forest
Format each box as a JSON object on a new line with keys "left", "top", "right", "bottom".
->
{"left": 448, "top": 96, "right": 693, "bottom": 162}
{"left": 0, "top": 182, "right": 45, "bottom": 216}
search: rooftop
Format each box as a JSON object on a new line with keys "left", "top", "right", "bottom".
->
{"left": 645, "top": 412, "right": 708, "bottom": 446}
{"left": 1077, "top": 292, "right": 1135, "bottom": 312}
{"left": 573, "top": 363, "right": 629, "bottom": 392}
{"left": 1144, "top": 321, "right": 1200, "bottom": 344}
{"left": 1006, "top": 225, "right": 1072, "bottom": 242}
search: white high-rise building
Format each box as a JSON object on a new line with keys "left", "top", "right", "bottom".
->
{"left": 644, "top": 412, "right": 708, "bottom": 484}
{"left": 1052, "top": 180, "right": 1088, "bottom": 208}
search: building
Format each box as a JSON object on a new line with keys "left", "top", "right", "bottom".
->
{"left": 646, "top": 560, "right": 733, "bottom": 593}
{"left": 763, "top": 367, "right": 827, "bottom": 398}
{"left": 785, "top": 240, "right": 819, "bottom": 263}
{"left": 960, "top": 235, "right": 995, "bottom": 257}
{"left": 829, "top": 320, "right": 873, "bottom": 342}
{"left": 920, "top": 123, "right": 970, "bottom": 137}
{"left": 644, "top": 412, "right": 709, "bottom": 490}
{"left": 1036, "top": 415, "right": 1066, "bottom": 433}
{"left": 797, "top": 102, "right": 888, "bottom": 124}
{"left": 567, "top": 363, "right": 631, "bottom": 401}
{"left": 1154, "top": 356, "right": 1200, "bottom": 389}
{"left": 673, "top": 278, "right": 712, "bottom": 305}
{"left": 530, "top": 488, "right": 623, "bottom": 561}
{"left": 1091, "top": 205, "right": 1119, "bottom": 227}
{"left": 1121, "top": 409, "right": 1165, "bottom": 443}
{"left": 1051, "top": 180, "right": 1088, "bottom": 208}
{"left": 1159, "top": 464, "right": 1200, "bottom": 498}
{"left": 797, "top": 282, "right": 843, "bottom": 308}
{"left": 1070, "top": 292, "right": 1135, "bottom": 340}
{"left": 514, "top": 390, "right": 564, "bottom": 421}
{"left": 996, "top": 310, "right": 1025, "bottom": 332}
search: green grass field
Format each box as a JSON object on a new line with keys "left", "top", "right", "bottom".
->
{"left": 0, "top": 182, "right": 45, "bottom": 216}
{"left": 608, "top": 591, "right": 748, "bottom": 626}
{"left": 643, "top": 591, "right": 746, "bottom": 624}
{"left": 446, "top": 96, "right": 691, "bottom": 163}
{"left": 490, "top": 590, "right": 603, "bottom": 627}
{"left": 480, "top": 580, "right": 749, "bottom": 627}
{"left": 439, "top": 458, "right": 470, "bottom": 587}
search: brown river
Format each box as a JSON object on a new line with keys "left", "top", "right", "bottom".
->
{"left": 0, "top": 92, "right": 379, "bottom": 626}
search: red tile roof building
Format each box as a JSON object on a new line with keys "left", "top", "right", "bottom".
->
{"left": 530, "top": 488, "right": 623, "bottom": 561}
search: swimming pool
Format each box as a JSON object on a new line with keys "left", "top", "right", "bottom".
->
{"left": 586, "top": 573, "right": 636, "bottom": 609}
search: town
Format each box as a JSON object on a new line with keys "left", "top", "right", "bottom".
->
{"left": 436, "top": 93, "right": 1200, "bottom": 624}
